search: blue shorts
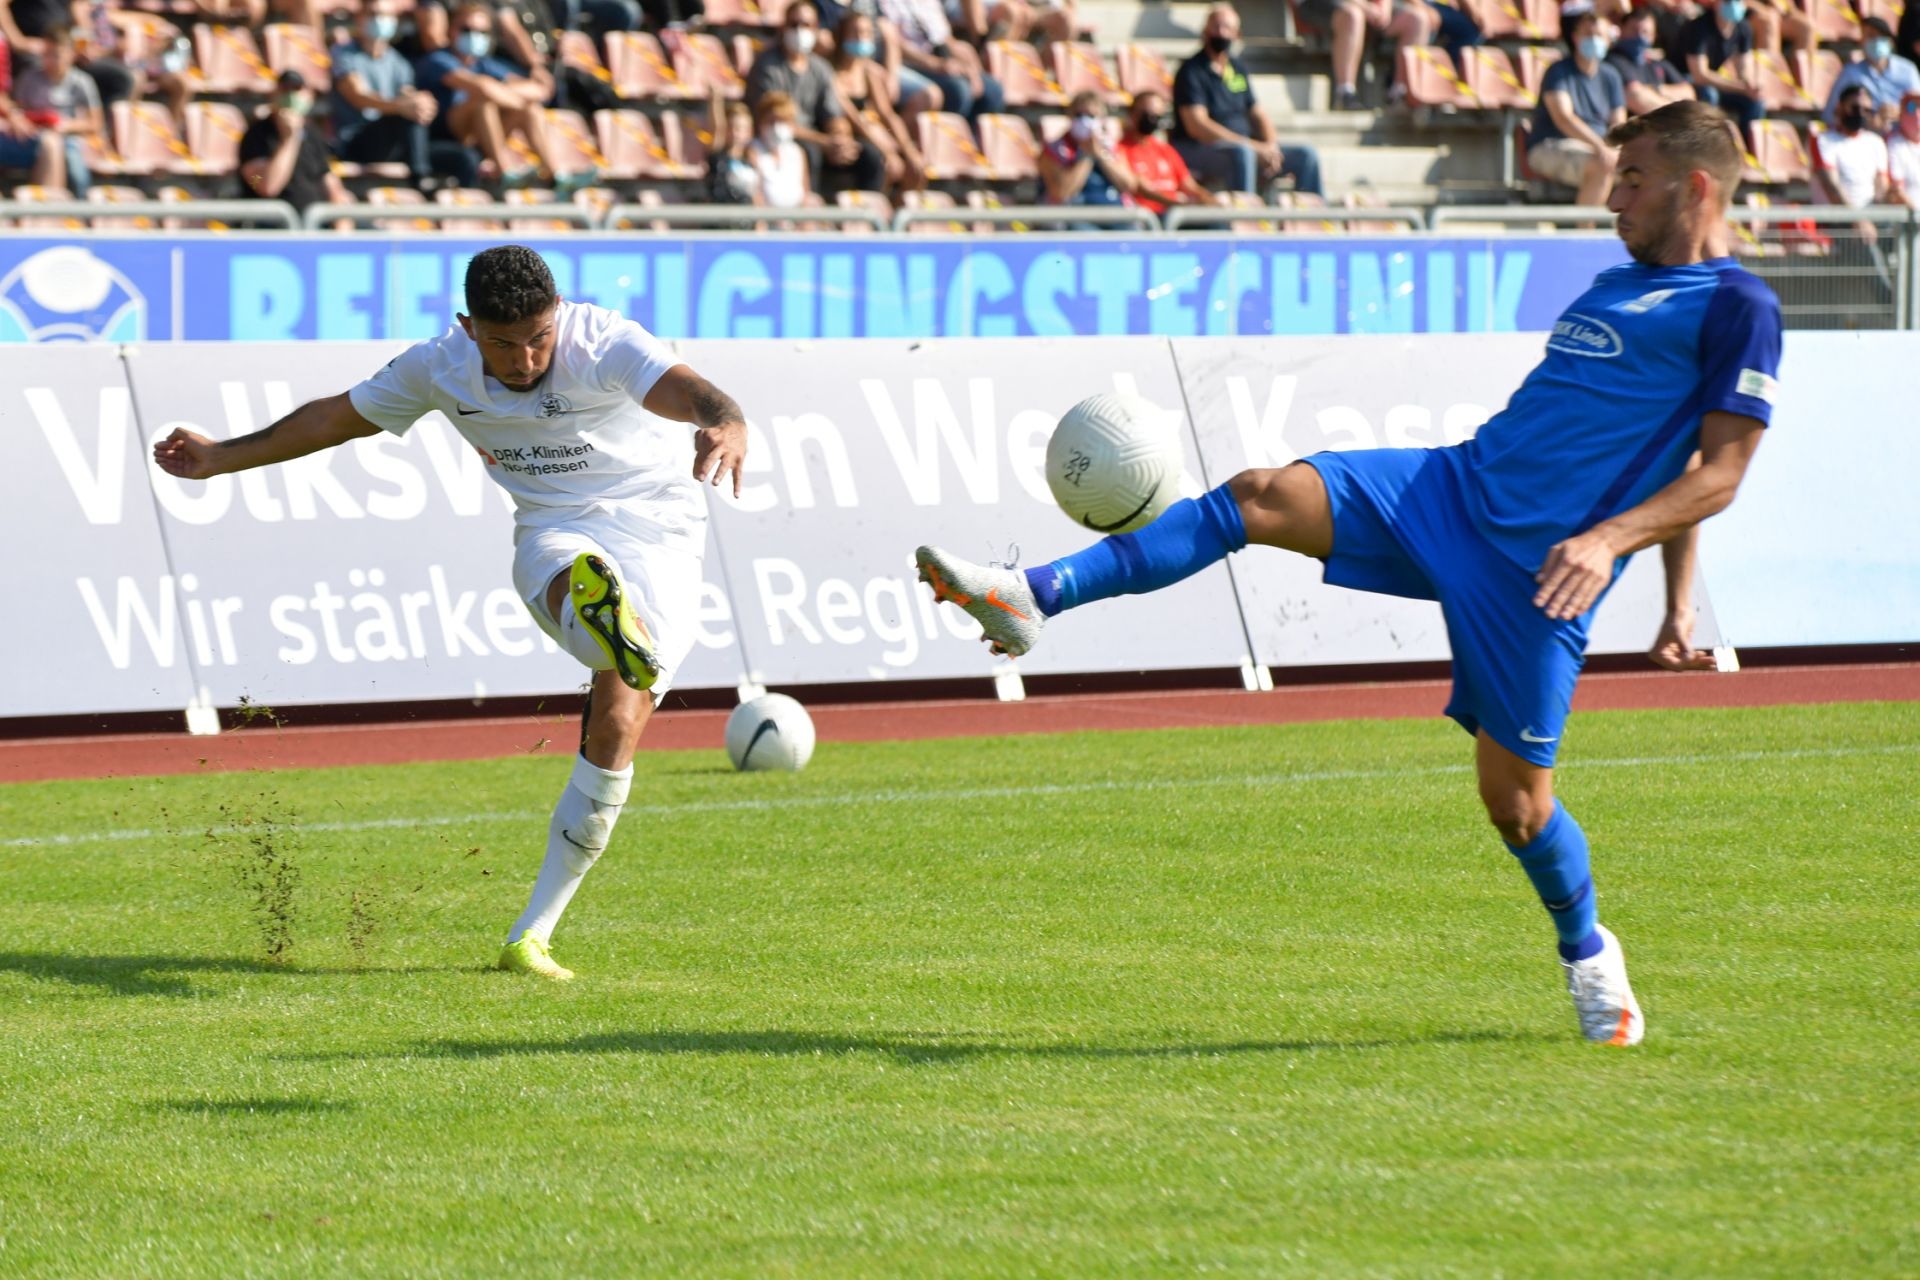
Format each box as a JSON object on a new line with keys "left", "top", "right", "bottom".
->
{"left": 0, "top": 132, "right": 42, "bottom": 171}
{"left": 1305, "top": 446, "right": 1599, "bottom": 767}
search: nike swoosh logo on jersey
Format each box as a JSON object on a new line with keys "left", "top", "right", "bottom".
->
{"left": 457, "top": 405, "right": 482, "bottom": 415}
{"left": 1519, "top": 727, "right": 1557, "bottom": 744}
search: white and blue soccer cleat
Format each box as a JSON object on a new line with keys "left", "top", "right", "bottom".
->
{"left": 914, "top": 545, "right": 1046, "bottom": 658}
{"left": 1562, "top": 924, "right": 1645, "bottom": 1046}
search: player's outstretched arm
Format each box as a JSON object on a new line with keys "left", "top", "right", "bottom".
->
{"left": 151, "top": 393, "right": 380, "bottom": 481}
{"left": 643, "top": 364, "right": 748, "bottom": 498}
{"left": 1533, "top": 411, "right": 1765, "bottom": 621}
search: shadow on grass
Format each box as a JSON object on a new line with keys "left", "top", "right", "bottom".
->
{"left": 323, "top": 1027, "right": 1546, "bottom": 1065}
{"left": 150, "top": 1097, "right": 355, "bottom": 1117}
{"left": 0, "top": 952, "right": 439, "bottom": 998}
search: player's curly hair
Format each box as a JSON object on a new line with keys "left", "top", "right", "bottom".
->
{"left": 464, "top": 245, "right": 557, "bottom": 326}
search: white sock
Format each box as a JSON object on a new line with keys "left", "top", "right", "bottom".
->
{"left": 507, "top": 754, "right": 633, "bottom": 944}
{"left": 556, "top": 594, "right": 615, "bottom": 671}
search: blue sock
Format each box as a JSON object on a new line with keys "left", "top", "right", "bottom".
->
{"left": 1506, "top": 803, "right": 1602, "bottom": 961}
{"left": 1023, "top": 483, "right": 1248, "bottom": 618}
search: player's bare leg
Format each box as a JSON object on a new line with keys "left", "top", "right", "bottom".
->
{"left": 917, "top": 461, "right": 1332, "bottom": 656}
{"left": 1477, "top": 732, "right": 1643, "bottom": 1045}
{"left": 496, "top": 568, "right": 657, "bottom": 981}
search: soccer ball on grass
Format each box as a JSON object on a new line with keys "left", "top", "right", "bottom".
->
{"left": 725, "top": 693, "right": 816, "bottom": 772}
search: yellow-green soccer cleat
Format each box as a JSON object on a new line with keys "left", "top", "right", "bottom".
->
{"left": 496, "top": 935, "right": 575, "bottom": 981}
{"left": 569, "top": 552, "right": 661, "bottom": 692}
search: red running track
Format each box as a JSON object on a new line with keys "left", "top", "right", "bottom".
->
{"left": 2, "top": 663, "right": 1916, "bottom": 785}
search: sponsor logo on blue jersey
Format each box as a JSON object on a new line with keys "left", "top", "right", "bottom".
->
{"left": 1546, "top": 313, "right": 1624, "bottom": 358}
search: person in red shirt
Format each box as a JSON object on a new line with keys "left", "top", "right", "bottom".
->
{"left": 1113, "top": 89, "right": 1221, "bottom": 215}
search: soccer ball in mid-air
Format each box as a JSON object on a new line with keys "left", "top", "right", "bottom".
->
{"left": 725, "top": 693, "right": 816, "bottom": 772}
{"left": 1045, "top": 392, "right": 1186, "bottom": 534}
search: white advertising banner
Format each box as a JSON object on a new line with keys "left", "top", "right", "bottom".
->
{"left": 682, "top": 337, "right": 1252, "bottom": 685}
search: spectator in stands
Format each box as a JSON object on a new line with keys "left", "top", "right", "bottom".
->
{"left": 1425, "top": 0, "right": 1484, "bottom": 74}
{"left": 947, "top": 0, "right": 1077, "bottom": 46}
{"left": 1171, "top": 4, "right": 1322, "bottom": 197}
{"left": 880, "top": 0, "right": 1006, "bottom": 121}
{"left": 1886, "top": 93, "right": 1920, "bottom": 208}
{"left": 241, "top": 70, "right": 348, "bottom": 216}
{"left": 750, "top": 3, "right": 886, "bottom": 198}
{"left": 1114, "top": 88, "right": 1218, "bottom": 216}
{"left": 830, "top": 10, "right": 926, "bottom": 191}
{"left": 417, "top": 1, "right": 563, "bottom": 187}
{"left": 1680, "top": 0, "right": 1763, "bottom": 147}
{"left": 1606, "top": 5, "right": 1693, "bottom": 117}
{"left": 1309, "top": 0, "right": 1435, "bottom": 111}
{"left": 0, "top": 39, "right": 65, "bottom": 191}
{"left": 335, "top": 0, "right": 483, "bottom": 189}
{"left": 1529, "top": 2, "right": 1625, "bottom": 205}
{"left": 2, "top": 0, "right": 67, "bottom": 52}
{"left": 1813, "top": 84, "right": 1890, "bottom": 209}
{"left": 13, "top": 25, "right": 101, "bottom": 195}
{"left": 749, "top": 90, "right": 811, "bottom": 209}
{"left": 1824, "top": 18, "right": 1920, "bottom": 130}
{"left": 398, "top": 3, "right": 453, "bottom": 61}
{"left": 1039, "top": 89, "right": 1135, "bottom": 217}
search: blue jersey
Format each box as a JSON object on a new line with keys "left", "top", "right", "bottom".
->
{"left": 1458, "top": 256, "right": 1782, "bottom": 572}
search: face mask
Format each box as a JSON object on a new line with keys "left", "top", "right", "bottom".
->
{"left": 1131, "top": 112, "right": 1157, "bottom": 134}
{"left": 1613, "top": 35, "right": 1648, "bottom": 62}
{"left": 278, "top": 92, "right": 312, "bottom": 115}
{"left": 1578, "top": 34, "right": 1608, "bottom": 61}
{"left": 784, "top": 26, "right": 817, "bottom": 54}
{"left": 1869, "top": 37, "right": 1893, "bottom": 61}
{"left": 845, "top": 37, "right": 876, "bottom": 59}
{"left": 160, "top": 37, "right": 190, "bottom": 73}
{"left": 1069, "top": 114, "right": 1097, "bottom": 140}
{"left": 456, "top": 30, "right": 491, "bottom": 57}
{"left": 1204, "top": 33, "right": 1232, "bottom": 55}
{"left": 370, "top": 14, "right": 399, "bottom": 41}
{"left": 770, "top": 121, "right": 795, "bottom": 145}
{"left": 1839, "top": 107, "right": 1866, "bottom": 131}
{"left": 1718, "top": 1, "right": 1745, "bottom": 23}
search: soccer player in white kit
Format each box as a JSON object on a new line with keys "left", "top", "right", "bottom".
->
{"left": 152, "top": 246, "right": 748, "bottom": 981}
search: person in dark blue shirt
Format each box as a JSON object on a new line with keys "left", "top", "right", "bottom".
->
{"left": 1170, "top": 3, "right": 1322, "bottom": 197}
{"left": 415, "top": 0, "right": 560, "bottom": 185}
{"left": 916, "top": 100, "right": 1782, "bottom": 1048}
{"left": 1606, "top": 6, "right": 1696, "bottom": 119}
{"left": 1681, "top": 0, "right": 1765, "bottom": 145}
{"left": 1528, "top": 3, "right": 1628, "bottom": 205}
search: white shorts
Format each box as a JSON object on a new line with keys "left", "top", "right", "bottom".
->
{"left": 511, "top": 507, "right": 706, "bottom": 699}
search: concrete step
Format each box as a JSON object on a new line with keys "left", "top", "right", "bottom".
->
{"left": 1318, "top": 142, "right": 1452, "bottom": 194}
{"left": 1077, "top": 0, "right": 1287, "bottom": 45}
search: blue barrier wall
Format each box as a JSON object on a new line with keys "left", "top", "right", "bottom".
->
{"left": 0, "top": 233, "right": 1628, "bottom": 343}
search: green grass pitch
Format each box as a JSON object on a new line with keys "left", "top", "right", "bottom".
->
{"left": 1, "top": 702, "right": 1915, "bottom": 1277}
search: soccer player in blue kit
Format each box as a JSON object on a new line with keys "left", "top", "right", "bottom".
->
{"left": 914, "top": 101, "right": 1782, "bottom": 1046}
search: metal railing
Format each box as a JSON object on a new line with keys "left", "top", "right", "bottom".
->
{"left": 0, "top": 199, "right": 299, "bottom": 229}
{"left": 301, "top": 202, "right": 598, "bottom": 231}
{"left": 1164, "top": 204, "right": 1429, "bottom": 232}
{"left": 603, "top": 203, "right": 891, "bottom": 231}
{"left": 890, "top": 204, "right": 1163, "bottom": 233}
{"left": 1429, "top": 205, "right": 1617, "bottom": 230}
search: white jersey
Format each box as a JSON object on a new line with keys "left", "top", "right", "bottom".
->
{"left": 348, "top": 300, "right": 705, "bottom": 549}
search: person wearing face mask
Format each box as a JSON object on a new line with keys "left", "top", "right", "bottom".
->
{"left": 1038, "top": 90, "right": 1137, "bottom": 219}
{"left": 1528, "top": 3, "right": 1627, "bottom": 205}
{"left": 1680, "top": 0, "right": 1764, "bottom": 146}
{"left": 1885, "top": 93, "right": 1920, "bottom": 208}
{"left": 1605, "top": 6, "right": 1693, "bottom": 119}
{"left": 880, "top": 0, "right": 1006, "bottom": 121}
{"left": 417, "top": 1, "right": 565, "bottom": 187}
{"left": 335, "top": 1, "right": 483, "bottom": 189}
{"left": 748, "top": 91, "right": 813, "bottom": 209}
{"left": 1823, "top": 17, "right": 1920, "bottom": 131}
{"left": 750, "top": 2, "right": 887, "bottom": 196}
{"left": 1812, "top": 84, "right": 1891, "bottom": 211}
{"left": 830, "top": 11, "right": 927, "bottom": 191}
{"left": 240, "top": 70, "right": 350, "bottom": 216}
{"left": 1172, "top": 4, "right": 1322, "bottom": 197}
{"left": 1112, "top": 89, "right": 1217, "bottom": 214}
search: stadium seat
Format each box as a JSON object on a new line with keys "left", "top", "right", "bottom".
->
{"left": 503, "top": 187, "right": 577, "bottom": 232}
{"left": 543, "top": 108, "right": 608, "bottom": 178}
{"left": 701, "top": 0, "right": 788, "bottom": 24}
{"left": 834, "top": 187, "right": 891, "bottom": 233}
{"left": 917, "top": 111, "right": 992, "bottom": 181}
{"left": 1802, "top": 0, "right": 1862, "bottom": 44}
{"left": 192, "top": 23, "right": 276, "bottom": 95}
{"left": 370, "top": 185, "right": 437, "bottom": 231}
{"left": 183, "top": 101, "right": 247, "bottom": 176}
{"left": 667, "top": 30, "right": 746, "bottom": 99}
{"left": 730, "top": 33, "right": 761, "bottom": 79}
{"left": 1470, "top": 0, "right": 1558, "bottom": 41}
{"left": 1400, "top": 46, "right": 1480, "bottom": 109}
{"left": 658, "top": 109, "right": 712, "bottom": 177}
{"left": 593, "top": 108, "right": 679, "bottom": 179}
{"left": 571, "top": 184, "right": 616, "bottom": 225}
{"left": 1051, "top": 42, "right": 1128, "bottom": 107}
{"left": 1115, "top": 43, "right": 1173, "bottom": 99}
{"left": 1750, "top": 118, "right": 1812, "bottom": 183}
{"left": 75, "top": 128, "right": 133, "bottom": 178}
{"left": 436, "top": 186, "right": 505, "bottom": 231}
{"left": 900, "top": 187, "right": 962, "bottom": 234}
{"left": 976, "top": 112, "right": 1042, "bottom": 180}
{"left": 987, "top": 41, "right": 1067, "bottom": 108}
{"left": 605, "top": 31, "right": 700, "bottom": 100}
{"left": 1516, "top": 45, "right": 1564, "bottom": 102}
{"left": 5, "top": 186, "right": 84, "bottom": 230}
{"left": 558, "top": 30, "right": 616, "bottom": 92}
{"left": 87, "top": 184, "right": 158, "bottom": 229}
{"left": 112, "top": 100, "right": 202, "bottom": 176}
{"left": 1801, "top": 49, "right": 1844, "bottom": 108}
{"left": 111, "top": 12, "right": 190, "bottom": 68}
{"left": 1754, "top": 50, "right": 1814, "bottom": 112}
{"left": 1462, "top": 47, "right": 1534, "bottom": 109}
{"left": 263, "top": 23, "right": 332, "bottom": 93}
